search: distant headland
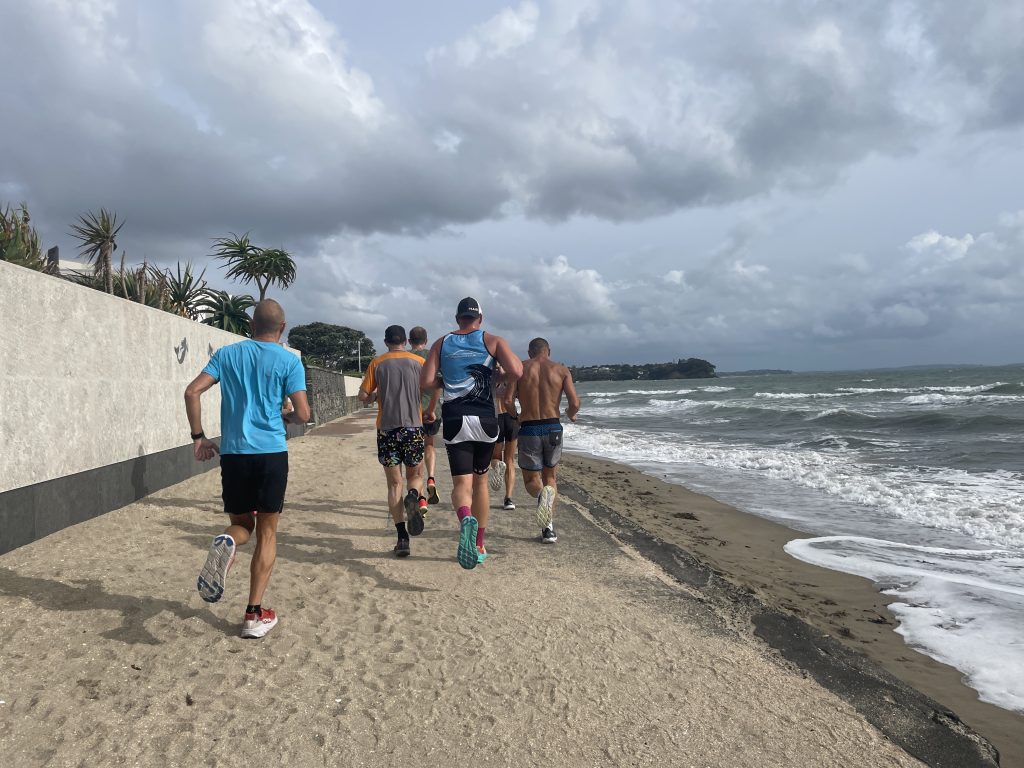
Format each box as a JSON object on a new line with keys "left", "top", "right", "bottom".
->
{"left": 570, "top": 358, "right": 717, "bottom": 382}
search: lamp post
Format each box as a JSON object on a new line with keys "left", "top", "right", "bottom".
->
{"left": 351, "top": 345, "right": 362, "bottom": 374}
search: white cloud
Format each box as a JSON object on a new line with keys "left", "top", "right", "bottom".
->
{"left": 905, "top": 230, "right": 976, "bottom": 260}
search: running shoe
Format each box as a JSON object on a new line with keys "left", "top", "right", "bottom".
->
{"left": 394, "top": 537, "right": 411, "bottom": 557}
{"left": 503, "top": 497, "right": 515, "bottom": 510}
{"left": 457, "top": 515, "right": 480, "bottom": 570}
{"left": 405, "top": 489, "right": 424, "bottom": 536}
{"left": 542, "top": 526, "right": 558, "bottom": 543}
{"left": 197, "top": 534, "right": 235, "bottom": 603}
{"left": 477, "top": 547, "right": 488, "bottom": 564}
{"left": 536, "top": 486, "right": 555, "bottom": 530}
{"left": 426, "top": 481, "right": 440, "bottom": 505}
{"left": 489, "top": 460, "right": 506, "bottom": 491}
{"left": 240, "top": 607, "right": 279, "bottom": 639}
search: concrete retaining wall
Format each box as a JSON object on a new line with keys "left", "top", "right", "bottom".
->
{"left": 0, "top": 261, "right": 307, "bottom": 555}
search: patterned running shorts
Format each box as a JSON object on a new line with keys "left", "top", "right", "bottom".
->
{"left": 377, "top": 427, "right": 426, "bottom": 467}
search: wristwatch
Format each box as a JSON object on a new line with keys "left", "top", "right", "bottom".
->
{"left": 191, "top": 430, "right": 205, "bottom": 440}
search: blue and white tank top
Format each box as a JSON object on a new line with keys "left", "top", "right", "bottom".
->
{"left": 439, "top": 330, "right": 496, "bottom": 418}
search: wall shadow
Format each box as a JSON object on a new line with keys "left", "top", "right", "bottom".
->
{"left": 166, "top": 521, "right": 444, "bottom": 594}
{"left": 0, "top": 567, "right": 235, "bottom": 645}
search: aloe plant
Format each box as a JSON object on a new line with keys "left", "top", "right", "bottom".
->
{"left": 0, "top": 203, "right": 48, "bottom": 272}
{"left": 199, "top": 289, "right": 256, "bottom": 336}
{"left": 164, "top": 262, "right": 208, "bottom": 319}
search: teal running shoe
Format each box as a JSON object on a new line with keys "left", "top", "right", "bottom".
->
{"left": 476, "top": 549, "right": 488, "bottom": 565}
{"left": 457, "top": 515, "right": 479, "bottom": 570}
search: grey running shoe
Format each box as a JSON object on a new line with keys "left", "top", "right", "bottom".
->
{"left": 489, "top": 460, "right": 506, "bottom": 491}
{"left": 536, "top": 485, "right": 555, "bottom": 530}
{"left": 426, "top": 482, "right": 440, "bottom": 505}
{"left": 197, "top": 534, "right": 235, "bottom": 603}
{"left": 541, "top": 526, "right": 558, "bottom": 543}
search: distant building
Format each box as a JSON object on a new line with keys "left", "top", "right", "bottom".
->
{"left": 46, "top": 246, "right": 92, "bottom": 276}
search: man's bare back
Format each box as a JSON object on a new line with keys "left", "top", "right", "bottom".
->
{"left": 517, "top": 353, "right": 580, "bottom": 422}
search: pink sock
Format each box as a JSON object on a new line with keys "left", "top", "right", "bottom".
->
{"left": 476, "top": 527, "right": 486, "bottom": 548}
{"left": 457, "top": 506, "right": 471, "bottom": 521}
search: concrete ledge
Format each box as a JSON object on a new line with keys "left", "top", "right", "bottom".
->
{"left": 0, "top": 425, "right": 306, "bottom": 556}
{"left": 0, "top": 441, "right": 215, "bottom": 555}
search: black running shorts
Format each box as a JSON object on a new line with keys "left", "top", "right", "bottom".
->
{"left": 497, "top": 412, "right": 520, "bottom": 442}
{"left": 220, "top": 452, "right": 289, "bottom": 515}
{"left": 423, "top": 417, "right": 442, "bottom": 437}
{"left": 444, "top": 415, "right": 499, "bottom": 475}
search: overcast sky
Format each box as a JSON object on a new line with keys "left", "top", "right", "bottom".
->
{"left": 3, "top": 0, "right": 1024, "bottom": 371}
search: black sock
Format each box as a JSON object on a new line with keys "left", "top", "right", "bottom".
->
{"left": 396, "top": 522, "right": 408, "bottom": 538}
{"left": 245, "top": 604, "right": 261, "bottom": 616}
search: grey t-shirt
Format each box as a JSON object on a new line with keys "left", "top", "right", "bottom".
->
{"left": 360, "top": 351, "right": 424, "bottom": 431}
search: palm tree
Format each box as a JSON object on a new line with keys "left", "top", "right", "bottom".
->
{"left": 164, "top": 262, "right": 208, "bottom": 319}
{"left": 212, "top": 233, "right": 297, "bottom": 301}
{"left": 199, "top": 289, "right": 255, "bottom": 336}
{"left": 70, "top": 209, "right": 124, "bottom": 294}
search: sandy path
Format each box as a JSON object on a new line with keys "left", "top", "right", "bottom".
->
{"left": 0, "top": 412, "right": 924, "bottom": 767}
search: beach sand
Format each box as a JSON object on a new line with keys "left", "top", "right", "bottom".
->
{"left": 0, "top": 410, "right": 993, "bottom": 767}
{"left": 558, "top": 452, "right": 1023, "bottom": 768}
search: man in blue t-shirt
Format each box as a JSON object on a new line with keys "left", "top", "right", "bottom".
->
{"left": 184, "top": 299, "right": 310, "bottom": 639}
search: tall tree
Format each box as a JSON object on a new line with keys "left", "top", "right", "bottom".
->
{"left": 212, "top": 233, "right": 297, "bottom": 301}
{"left": 70, "top": 208, "right": 124, "bottom": 294}
{"left": 288, "top": 322, "right": 375, "bottom": 371}
{"left": 199, "top": 290, "right": 255, "bottom": 336}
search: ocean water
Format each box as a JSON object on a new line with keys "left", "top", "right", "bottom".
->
{"left": 565, "top": 366, "right": 1024, "bottom": 714}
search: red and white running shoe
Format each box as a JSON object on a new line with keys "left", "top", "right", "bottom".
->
{"left": 240, "top": 608, "right": 279, "bottom": 639}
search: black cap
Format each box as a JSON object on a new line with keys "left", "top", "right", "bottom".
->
{"left": 456, "top": 297, "right": 482, "bottom": 318}
{"left": 384, "top": 324, "right": 406, "bottom": 345}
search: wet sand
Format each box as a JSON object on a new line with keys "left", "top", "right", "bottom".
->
{"left": 558, "top": 451, "right": 1022, "bottom": 767}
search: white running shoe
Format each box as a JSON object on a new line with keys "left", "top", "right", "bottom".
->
{"left": 541, "top": 526, "right": 558, "bottom": 543}
{"left": 197, "top": 534, "right": 235, "bottom": 603}
{"left": 241, "top": 607, "right": 279, "bottom": 639}
{"left": 489, "top": 460, "right": 506, "bottom": 491}
{"left": 536, "top": 485, "right": 555, "bottom": 530}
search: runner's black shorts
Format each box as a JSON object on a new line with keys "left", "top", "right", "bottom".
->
{"left": 444, "top": 415, "right": 499, "bottom": 475}
{"left": 496, "top": 412, "right": 520, "bottom": 442}
{"left": 220, "top": 452, "right": 288, "bottom": 515}
{"left": 423, "top": 417, "right": 441, "bottom": 437}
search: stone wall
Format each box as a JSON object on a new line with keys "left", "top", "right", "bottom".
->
{"left": 304, "top": 366, "right": 363, "bottom": 425}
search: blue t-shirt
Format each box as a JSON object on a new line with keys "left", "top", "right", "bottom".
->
{"left": 202, "top": 339, "right": 306, "bottom": 455}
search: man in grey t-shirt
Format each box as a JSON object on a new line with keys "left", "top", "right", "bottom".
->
{"left": 358, "top": 325, "right": 429, "bottom": 557}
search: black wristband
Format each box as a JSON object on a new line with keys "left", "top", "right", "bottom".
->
{"left": 191, "top": 431, "right": 205, "bottom": 440}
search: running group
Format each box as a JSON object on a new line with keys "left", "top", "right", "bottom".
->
{"left": 185, "top": 296, "right": 580, "bottom": 638}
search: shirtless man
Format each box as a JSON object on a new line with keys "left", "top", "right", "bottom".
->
{"left": 510, "top": 337, "right": 580, "bottom": 543}
{"left": 419, "top": 297, "right": 522, "bottom": 569}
